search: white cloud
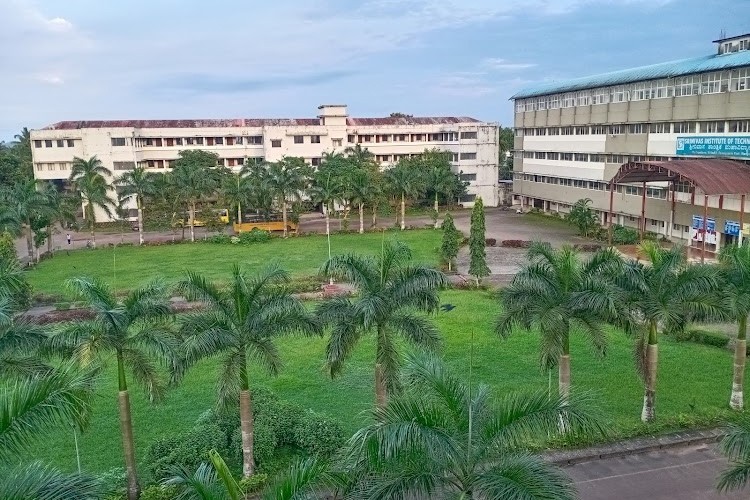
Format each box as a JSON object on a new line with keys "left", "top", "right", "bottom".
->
{"left": 46, "top": 17, "right": 73, "bottom": 32}
{"left": 36, "top": 74, "right": 65, "bottom": 85}
{"left": 481, "top": 58, "right": 537, "bottom": 71}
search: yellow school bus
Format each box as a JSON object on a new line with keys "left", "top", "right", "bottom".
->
{"left": 174, "top": 208, "right": 229, "bottom": 227}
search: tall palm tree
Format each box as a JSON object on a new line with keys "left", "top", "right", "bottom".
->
{"left": 69, "top": 156, "right": 117, "bottom": 248}
{"left": 171, "top": 150, "right": 223, "bottom": 242}
{"left": 422, "top": 150, "right": 458, "bottom": 228}
{"left": 0, "top": 179, "right": 48, "bottom": 261}
{"left": 309, "top": 170, "right": 338, "bottom": 240}
{"left": 178, "top": 265, "right": 320, "bottom": 477}
{"left": 385, "top": 160, "right": 424, "bottom": 230}
{"left": 343, "top": 352, "right": 603, "bottom": 499}
{"left": 52, "top": 278, "right": 180, "bottom": 500}
{"left": 496, "top": 243, "right": 626, "bottom": 399}
{"left": 241, "top": 162, "right": 275, "bottom": 220}
{"left": 718, "top": 242, "right": 750, "bottom": 410}
{"left": 221, "top": 171, "right": 252, "bottom": 224}
{"left": 265, "top": 157, "right": 311, "bottom": 238}
{"left": 617, "top": 242, "right": 723, "bottom": 422}
{"left": 318, "top": 240, "right": 446, "bottom": 407}
{"left": 344, "top": 144, "right": 377, "bottom": 172}
{"left": 116, "top": 166, "right": 156, "bottom": 245}
{"left": 0, "top": 299, "right": 51, "bottom": 379}
{"left": 38, "top": 181, "right": 77, "bottom": 256}
{"left": 348, "top": 169, "right": 375, "bottom": 234}
{"left": 717, "top": 414, "right": 750, "bottom": 493}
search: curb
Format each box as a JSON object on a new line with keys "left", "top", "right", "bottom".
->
{"left": 543, "top": 428, "right": 725, "bottom": 466}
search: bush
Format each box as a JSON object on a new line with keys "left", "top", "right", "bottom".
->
{"left": 602, "top": 224, "right": 639, "bottom": 245}
{"left": 238, "top": 229, "right": 272, "bottom": 244}
{"left": 485, "top": 238, "right": 497, "bottom": 247}
{"left": 683, "top": 329, "right": 729, "bottom": 349}
{"left": 0, "top": 231, "right": 16, "bottom": 262}
{"left": 501, "top": 240, "right": 532, "bottom": 248}
{"left": 96, "top": 467, "right": 126, "bottom": 499}
{"left": 573, "top": 243, "right": 603, "bottom": 252}
{"left": 239, "top": 473, "right": 269, "bottom": 495}
{"left": 144, "top": 423, "right": 227, "bottom": 483}
{"left": 293, "top": 410, "right": 345, "bottom": 456}
{"left": 139, "top": 485, "right": 178, "bottom": 500}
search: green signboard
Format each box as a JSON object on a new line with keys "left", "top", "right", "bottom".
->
{"left": 676, "top": 136, "right": 750, "bottom": 158}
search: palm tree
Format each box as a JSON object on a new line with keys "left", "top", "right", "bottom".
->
{"left": 265, "top": 157, "right": 311, "bottom": 238}
{"left": 241, "top": 162, "right": 275, "bottom": 220}
{"left": 0, "top": 300, "right": 51, "bottom": 379}
{"left": 38, "top": 181, "right": 77, "bottom": 256}
{"left": 718, "top": 242, "right": 750, "bottom": 410}
{"left": 422, "top": 150, "right": 458, "bottom": 228}
{"left": 385, "top": 160, "right": 424, "bottom": 230}
{"left": 348, "top": 169, "right": 375, "bottom": 234}
{"left": 617, "top": 242, "right": 724, "bottom": 422}
{"left": 221, "top": 171, "right": 252, "bottom": 224}
{"left": 343, "top": 352, "right": 603, "bottom": 499}
{"left": 116, "top": 166, "right": 156, "bottom": 245}
{"left": 496, "top": 243, "right": 626, "bottom": 399}
{"left": 717, "top": 414, "right": 750, "bottom": 493}
{"left": 52, "top": 278, "right": 180, "bottom": 500}
{"left": 0, "top": 179, "right": 48, "bottom": 261}
{"left": 178, "top": 265, "right": 320, "bottom": 477}
{"left": 162, "top": 450, "right": 242, "bottom": 500}
{"left": 171, "top": 150, "right": 223, "bottom": 242}
{"left": 318, "top": 240, "right": 446, "bottom": 407}
{"left": 69, "top": 156, "right": 117, "bottom": 248}
{"left": 309, "top": 171, "right": 338, "bottom": 240}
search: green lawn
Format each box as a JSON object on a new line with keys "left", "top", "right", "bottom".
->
{"left": 30, "top": 290, "right": 747, "bottom": 474}
{"left": 27, "top": 229, "right": 442, "bottom": 298}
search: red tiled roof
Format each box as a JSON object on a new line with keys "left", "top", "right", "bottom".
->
{"left": 611, "top": 159, "right": 750, "bottom": 195}
{"left": 42, "top": 116, "right": 480, "bottom": 130}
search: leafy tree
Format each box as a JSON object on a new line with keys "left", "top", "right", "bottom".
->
{"left": 385, "top": 159, "right": 425, "bottom": 230}
{"left": 440, "top": 212, "right": 461, "bottom": 272}
{"left": 0, "top": 179, "right": 48, "bottom": 261}
{"left": 69, "top": 156, "right": 117, "bottom": 247}
{"left": 718, "top": 242, "right": 750, "bottom": 410}
{"left": 117, "top": 166, "right": 157, "bottom": 245}
{"left": 241, "top": 162, "right": 275, "bottom": 220}
{"left": 498, "top": 127, "right": 514, "bottom": 181}
{"left": 468, "top": 197, "right": 490, "bottom": 284}
{"left": 420, "top": 149, "right": 461, "bottom": 228}
{"left": 265, "top": 157, "right": 311, "bottom": 238}
{"left": 162, "top": 450, "right": 242, "bottom": 500}
{"left": 616, "top": 242, "right": 724, "bottom": 422}
{"left": 717, "top": 414, "right": 750, "bottom": 493}
{"left": 178, "top": 265, "right": 319, "bottom": 477}
{"left": 567, "top": 198, "right": 599, "bottom": 237}
{"left": 348, "top": 168, "right": 376, "bottom": 234}
{"left": 52, "top": 278, "right": 180, "bottom": 500}
{"left": 38, "top": 181, "right": 77, "bottom": 256}
{"left": 172, "top": 150, "right": 224, "bottom": 242}
{"left": 309, "top": 168, "right": 339, "bottom": 239}
{"left": 221, "top": 171, "right": 252, "bottom": 224}
{"left": 343, "top": 352, "right": 604, "bottom": 499}
{"left": 318, "top": 241, "right": 446, "bottom": 407}
{"left": 496, "top": 244, "right": 626, "bottom": 399}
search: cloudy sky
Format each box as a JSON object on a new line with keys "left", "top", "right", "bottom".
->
{"left": 1, "top": 0, "right": 748, "bottom": 140}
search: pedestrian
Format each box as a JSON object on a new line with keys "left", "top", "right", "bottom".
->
{"left": 66, "top": 233, "right": 71, "bottom": 245}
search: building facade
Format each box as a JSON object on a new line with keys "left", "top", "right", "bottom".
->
{"left": 511, "top": 34, "right": 750, "bottom": 250}
{"left": 30, "top": 104, "right": 499, "bottom": 221}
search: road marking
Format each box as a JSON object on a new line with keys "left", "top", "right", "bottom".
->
{"left": 573, "top": 457, "right": 725, "bottom": 485}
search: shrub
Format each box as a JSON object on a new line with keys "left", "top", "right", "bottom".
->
{"left": 139, "top": 485, "right": 178, "bottom": 500}
{"left": 144, "top": 423, "right": 227, "bottom": 483}
{"left": 0, "top": 231, "right": 16, "bottom": 262}
{"left": 239, "top": 473, "right": 269, "bottom": 495}
{"left": 604, "top": 224, "right": 639, "bottom": 245}
{"left": 205, "top": 234, "right": 231, "bottom": 244}
{"left": 238, "top": 229, "right": 272, "bottom": 244}
{"left": 485, "top": 238, "right": 497, "bottom": 247}
{"left": 501, "top": 240, "right": 532, "bottom": 248}
{"left": 293, "top": 410, "right": 345, "bottom": 456}
{"left": 96, "top": 467, "right": 126, "bottom": 499}
{"left": 684, "top": 329, "right": 729, "bottom": 349}
{"left": 573, "top": 243, "right": 603, "bottom": 252}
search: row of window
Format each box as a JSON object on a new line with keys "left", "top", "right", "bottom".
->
{"left": 349, "top": 131, "right": 476, "bottom": 144}
{"left": 34, "top": 162, "right": 70, "bottom": 171}
{"left": 516, "top": 151, "right": 675, "bottom": 163}
{"left": 33, "top": 139, "right": 77, "bottom": 148}
{"left": 517, "top": 120, "right": 750, "bottom": 137}
{"left": 515, "top": 68, "right": 750, "bottom": 113}
{"left": 514, "top": 172, "right": 691, "bottom": 198}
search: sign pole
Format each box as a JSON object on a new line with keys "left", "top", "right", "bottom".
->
{"left": 640, "top": 181, "right": 647, "bottom": 243}
{"left": 608, "top": 181, "right": 614, "bottom": 246}
{"left": 702, "top": 195, "right": 708, "bottom": 264}
{"left": 740, "top": 194, "right": 746, "bottom": 247}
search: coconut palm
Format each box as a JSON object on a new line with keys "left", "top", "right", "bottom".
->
{"left": 717, "top": 414, "right": 750, "bottom": 493}
{"left": 318, "top": 240, "right": 446, "bottom": 407}
{"left": 178, "top": 265, "right": 320, "bottom": 477}
{"left": 116, "top": 166, "right": 156, "bottom": 245}
{"left": 221, "top": 171, "right": 252, "bottom": 224}
{"left": 344, "top": 351, "right": 603, "bottom": 499}
{"left": 51, "top": 278, "right": 180, "bottom": 500}
{"left": 38, "top": 181, "right": 77, "bottom": 256}
{"left": 241, "top": 162, "right": 275, "bottom": 220}
{"left": 422, "top": 150, "right": 458, "bottom": 228}
{"left": 265, "top": 157, "right": 311, "bottom": 238}
{"left": 385, "top": 160, "right": 425, "bottom": 230}
{"left": 617, "top": 242, "right": 724, "bottom": 422}
{"left": 69, "top": 156, "right": 117, "bottom": 247}
{"left": 348, "top": 169, "right": 375, "bottom": 234}
{"left": 0, "top": 299, "right": 51, "bottom": 379}
{"left": 162, "top": 450, "right": 242, "bottom": 500}
{"left": 496, "top": 243, "right": 626, "bottom": 399}
{"left": 0, "top": 178, "right": 48, "bottom": 261}
{"left": 718, "top": 242, "right": 750, "bottom": 410}
{"left": 172, "top": 150, "right": 223, "bottom": 242}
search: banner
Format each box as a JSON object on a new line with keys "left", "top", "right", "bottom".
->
{"left": 691, "top": 215, "right": 717, "bottom": 245}
{"left": 676, "top": 136, "right": 750, "bottom": 158}
{"left": 725, "top": 220, "right": 741, "bottom": 237}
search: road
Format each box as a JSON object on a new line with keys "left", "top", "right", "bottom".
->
{"left": 566, "top": 443, "right": 745, "bottom": 500}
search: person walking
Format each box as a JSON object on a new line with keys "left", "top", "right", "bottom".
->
{"left": 66, "top": 233, "right": 71, "bottom": 245}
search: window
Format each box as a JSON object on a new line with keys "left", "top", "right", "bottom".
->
{"left": 311, "top": 135, "right": 321, "bottom": 144}
{"left": 629, "top": 124, "right": 646, "bottom": 134}
{"left": 675, "top": 75, "right": 700, "bottom": 97}
{"left": 547, "top": 152, "right": 560, "bottom": 160}
{"left": 111, "top": 137, "right": 127, "bottom": 146}
{"left": 535, "top": 128, "right": 546, "bottom": 136}
{"left": 650, "top": 123, "right": 670, "bottom": 133}
{"left": 56, "top": 139, "right": 64, "bottom": 147}
{"left": 332, "top": 138, "right": 342, "bottom": 147}
{"left": 734, "top": 68, "right": 749, "bottom": 91}
{"left": 561, "top": 153, "right": 574, "bottom": 161}
{"left": 589, "top": 154, "right": 605, "bottom": 162}
{"left": 271, "top": 139, "right": 281, "bottom": 148}
{"left": 215, "top": 137, "right": 224, "bottom": 145}
{"left": 673, "top": 122, "right": 694, "bottom": 134}
{"left": 186, "top": 137, "right": 194, "bottom": 145}
{"left": 459, "top": 152, "right": 477, "bottom": 160}
{"left": 294, "top": 135, "right": 304, "bottom": 144}
{"left": 59, "top": 163, "right": 69, "bottom": 171}
{"left": 523, "top": 151, "right": 534, "bottom": 159}
{"left": 67, "top": 139, "right": 75, "bottom": 147}
{"left": 592, "top": 88, "right": 608, "bottom": 105}
{"left": 700, "top": 121, "right": 725, "bottom": 133}
{"left": 206, "top": 137, "right": 214, "bottom": 146}
{"left": 575, "top": 126, "right": 589, "bottom": 135}
{"left": 701, "top": 72, "right": 724, "bottom": 94}
{"left": 347, "top": 134, "right": 355, "bottom": 143}
{"left": 247, "top": 136, "right": 263, "bottom": 145}
{"left": 534, "top": 152, "right": 546, "bottom": 159}
{"left": 591, "top": 125, "right": 607, "bottom": 135}
{"left": 514, "top": 128, "right": 524, "bottom": 137}
{"left": 175, "top": 138, "right": 183, "bottom": 145}
{"left": 730, "top": 120, "right": 750, "bottom": 133}
{"left": 195, "top": 137, "right": 204, "bottom": 145}
{"left": 34, "top": 140, "right": 42, "bottom": 148}
{"left": 576, "top": 91, "right": 591, "bottom": 106}
{"left": 561, "top": 126, "right": 574, "bottom": 136}
{"left": 460, "top": 131, "right": 477, "bottom": 140}
{"left": 609, "top": 124, "right": 623, "bottom": 135}
{"left": 35, "top": 163, "right": 43, "bottom": 171}
{"left": 235, "top": 137, "right": 243, "bottom": 145}
{"left": 45, "top": 140, "right": 53, "bottom": 147}
{"left": 548, "top": 127, "right": 560, "bottom": 136}
{"left": 607, "top": 154, "right": 626, "bottom": 164}
{"left": 574, "top": 153, "right": 588, "bottom": 162}
{"left": 311, "top": 157, "right": 321, "bottom": 166}
{"left": 459, "top": 173, "right": 476, "bottom": 181}
{"left": 47, "top": 163, "right": 55, "bottom": 171}
{"left": 610, "top": 86, "right": 627, "bottom": 103}
{"left": 113, "top": 161, "right": 135, "bottom": 171}
{"left": 459, "top": 194, "right": 477, "bottom": 203}
{"left": 562, "top": 93, "right": 575, "bottom": 107}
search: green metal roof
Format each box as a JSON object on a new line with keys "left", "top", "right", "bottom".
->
{"left": 511, "top": 50, "right": 750, "bottom": 99}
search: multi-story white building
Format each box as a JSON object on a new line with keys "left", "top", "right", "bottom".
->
{"left": 511, "top": 34, "right": 750, "bottom": 251}
{"left": 30, "top": 104, "right": 500, "bottom": 221}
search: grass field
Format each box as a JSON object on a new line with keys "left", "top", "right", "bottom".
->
{"left": 29, "top": 289, "right": 748, "bottom": 474}
{"left": 27, "top": 229, "right": 442, "bottom": 297}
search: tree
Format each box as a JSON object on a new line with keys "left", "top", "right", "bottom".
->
{"left": 318, "top": 240, "right": 446, "bottom": 407}
{"left": 344, "top": 352, "right": 603, "bottom": 499}
{"left": 69, "top": 156, "right": 117, "bottom": 248}
{"left": 496, "top": 244, "right": 626, "bottom": 399}
{"left": 0, "top": 179, "right": 48, "bottom": 262}
{"left": 568, "top": 198, "right": 598, "bottom": 237}
{"left": 616, "top": 242, "right": 724, "bottom": 422}
{"left": 221, "top": 171, "right": 252, "bottom": 224}
{"left": 178, "top": 265, "right": 320, "bottom": 477}
{"left": 498, "top": 127, "right": 514, "bottom": 181}
{"left": 241, "top": 162, "right": 275, "bottom": 220}
{"left": 440, "top": 212, "right": 461, "bottom": 272}
{"left": 38, "top": 181, "right": 77, "bottom": 256}
{"left": 385, "top": 159, "right": 424, "bottom": 230}
{"left": 421, "top": 149, "right": 460, "bottom": 228}
{"left": 172, "top": 150, "right": 223, "bottom": 242}
{"left": 117, "top": 166, "right": 157, "bottom": 245}
{"left": 309, "top": 169, "right": 338, "bottom": 240}
{"left": 718, "top": 242, "right": 750, "bottom": 410}
{"left": 162, "top": 450, "right": 242, "bottom": 500}
{"left": 468, "top": 197, "right": 490, "bottom": 285}
{"left": 717, "top": 414, "right": 750, "bottom": 493}
{"left": 348, "top": 169, "right": 375, "bottom": 234}
{"left": 265, "top": 157, "right": 311, "bottom": 238}
{"left": 52, "top": 278, "right": 180, "bottom": 500}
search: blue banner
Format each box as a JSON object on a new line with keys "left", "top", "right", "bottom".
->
{"left": 676, "top": 136, "right": 750, "bottom": 158}
{"left": 725, "top": 220, "right": 741, "bottom": 237}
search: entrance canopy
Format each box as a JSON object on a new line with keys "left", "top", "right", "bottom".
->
{"left": 610, "top": 159, "right": 750, "bottom": 195}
